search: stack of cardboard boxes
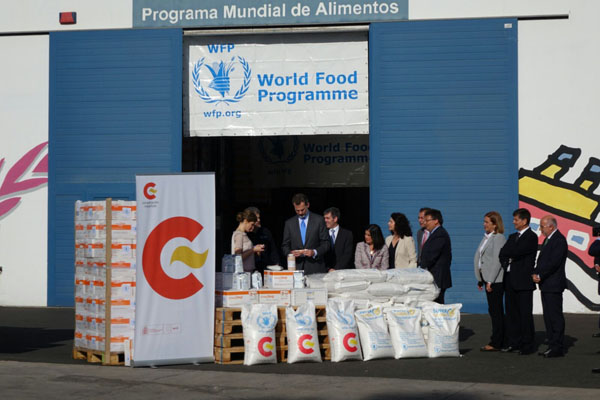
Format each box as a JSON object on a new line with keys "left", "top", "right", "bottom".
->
{"left": 74, "top": 199, "right": 137, "bottom": 355}
{"left": 215, "top": 257, "right": 327, "bottom": 308}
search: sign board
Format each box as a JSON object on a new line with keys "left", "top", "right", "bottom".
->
{"left": 184, "top": 33, "right": 368, "bottom": 137}
{"left": 134, "top": 173, "right": 215, "bottom": 366}
{"left": 134, "top": 0, "right": 408, "bottom": 28}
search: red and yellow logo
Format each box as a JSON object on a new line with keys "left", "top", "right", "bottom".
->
{"left": 143, "top": 182, "right": 157, "bottom": 200}
{"left": 142, "top": 216, "right": 208, "bottom": 300}
{"left": 342, "top": 332, "right": 358, "bottom": 352}
{"left": 298, "top": 334, "right": 316, "bottom": 354}
{"left": 258, "top": 336, "right": 274, "bottom": 357}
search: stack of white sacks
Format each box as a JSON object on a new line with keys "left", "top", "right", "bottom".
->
{"left": 314, "top": 268, "right": 462, "bottom": 360}
{"left": 74, "top": 200, "right": 137, "bottom": 353}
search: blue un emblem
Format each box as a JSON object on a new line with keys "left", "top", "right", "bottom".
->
{"left": 192, "top": 56, "right": 251, "bottom": 104}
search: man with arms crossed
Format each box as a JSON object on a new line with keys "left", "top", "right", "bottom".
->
{"left": 499, "top": 208, "right": 538, "bottom": 355}
{"left": 532, "top": 215, "right": 567, "bottom": 358}
{"left": 323, "top": 207, "right": 354, "bottom": 271}
{"left": 282, "top": 193, "right": 330, "bottom": 275}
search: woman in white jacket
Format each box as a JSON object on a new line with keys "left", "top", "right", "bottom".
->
{"left": 474, "top": 211, "right": 507, "bottom": 352}
{"left": 385, "top": 212, "right": 417, "bottom": 269}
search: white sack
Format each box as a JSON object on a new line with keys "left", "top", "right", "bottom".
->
{"left": 422, "top": 303, "right": 462, "bottom": 358}
{"left": 323, "top": 269, "right": 386, "bottom": 283}
{"left": 286, "top": 302, "right": 322, "bottom": 363}
{"left": 327, "top": 280, "right": 370, "bottom": 293}
{"left": 326, "top": 298, "right": 363, "bottom": 362}
{"left": 306, "top": 273, "right": 327, "bottom": 289}
{"left": 385, "top": 268, "right": 435, "bottom": 285}
{"left": 242, "top": 303, "right": 278, "bottom": 365}
{"left": 354, "top": 306, "right": 394, "bottom": 361}
{"left": 367, "top": 282, "right": 410, "bottom": 297}
{"left": 385, "top": 306, "right": 428, "bottom": 359}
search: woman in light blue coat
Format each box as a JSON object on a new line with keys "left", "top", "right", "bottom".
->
{"left": 474, "top": 211, "right": 507, "bottom": 351}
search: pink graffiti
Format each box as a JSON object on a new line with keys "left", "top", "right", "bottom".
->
{"left": 0, "top": 142, "right": 48, "bottom": 219}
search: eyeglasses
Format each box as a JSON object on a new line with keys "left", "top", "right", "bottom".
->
{"left": 424, "top": 218, "right": 434, "bottom": 222}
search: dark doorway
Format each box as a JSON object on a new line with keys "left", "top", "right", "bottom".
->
{"left": 183, "top": 135, "right": 370, "bottom": 268}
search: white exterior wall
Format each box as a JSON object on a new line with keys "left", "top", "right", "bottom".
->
{"left": 0, "top": 36, "right": 49, "bottom": 306}
{"left": 1, "top": 1, "right": 599, "bottom": 310}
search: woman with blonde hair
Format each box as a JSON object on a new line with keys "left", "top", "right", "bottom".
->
{"left": 474, "top": 211, "right": 507, "bottom": 352}
{"left": 231, "top": 209, "right": 264, "bottom": 272}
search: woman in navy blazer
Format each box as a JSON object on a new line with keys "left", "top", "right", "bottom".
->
{"left": 474, "top": 211, "right": 507, "bottom": 351}
{"left": 355, "top": 224, "right": 389, "bottom": 270}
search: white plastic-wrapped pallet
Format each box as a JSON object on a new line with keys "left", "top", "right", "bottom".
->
{"left": 422, "top": 303, "right": 462, "bottom": 358}
{"left": 385, "top": 306, "right": 428, "bottom": 358}
{"left": 327, "top": 280, "right": 370, "bottom": 294}
{"left": 241, "top": 303, "right": 278, "bottom": 365}
{"left": 367, "top": 282, "right": 409, "bottom": 297}
{"left": 326, "top": 298, "right": 363, "bottom": 362}
{"left": 354, "top": 306, "right": 394, "bottom": 361}
{"left": 305, "top": 273, "right": 327, "bottom": 289}
{"left": 286, "top": 302, "right": 322, "bottom": 363}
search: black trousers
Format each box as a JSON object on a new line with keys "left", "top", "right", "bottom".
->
{"left": 504, "top": 273, "right": 535, "bottom": 351}
{"left": 485, "top": 282, "right": 505, "bottom": 348}
{"left": 434, "top": 288, "right": 446, "bottom": 304}
{"left": 541, "top": 291, "right": 565, "bottom": 353}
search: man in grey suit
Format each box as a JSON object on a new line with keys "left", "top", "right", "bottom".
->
{"left": 282, "top": 193, "right": 330, "bottom": 275}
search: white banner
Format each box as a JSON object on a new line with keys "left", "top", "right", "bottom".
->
{"left": 134, "top": 174, "right": 215, "bottom": 366}
{"left": 184, "top": 32, "right": 369, "bottom": 136}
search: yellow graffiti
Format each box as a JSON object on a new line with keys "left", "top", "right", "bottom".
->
{"left": 519, "top": 176, "right": 598, "bottom": 219}
{"left": 170, "top": 246, "right": 208, "bottom": 269}
{"left": 580, "top": 180, "right": 593, "bottom": 191}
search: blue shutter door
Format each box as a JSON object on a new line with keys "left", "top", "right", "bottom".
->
{"left": 48, "top": 28, "right": 182, "bottom": 306}
{"left": 369, "top": 19, "right": 518, "bottom": 312}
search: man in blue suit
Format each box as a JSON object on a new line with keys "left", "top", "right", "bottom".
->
{"left": 281, "top": 193, "right": 330, "bottom": 275}
{"left": 533, "top": 215, "right": 567, "bottom": 358}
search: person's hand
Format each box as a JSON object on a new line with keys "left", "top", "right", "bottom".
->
{"left": 253, "top": 244, "right": 265, "bottom": 254}
{"left": 291, "top": 249, "right": 303, "bottom": 257}
{"left": 328, "top": 268, "right": 335, "bottom": 272}
{"left": 477, "top": 281, "right": 483, "bottom": 291}
{"left": 486, "top": 282, "right": 492, "bottom": 293}
{"left": 303, "top": 249, "right": 315, "bottom": 258}
{"left": 532, "top": 274, "right": 541, "bottom": 283}
{"left": 595, "top": 264, "right": 600, "bottom": 273}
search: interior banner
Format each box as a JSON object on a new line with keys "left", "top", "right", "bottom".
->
{"left": 133, "top": 173, "right": 215, "bottom": 366}
{"left": 184, "top": 32, "right": 368, "bottom": 136}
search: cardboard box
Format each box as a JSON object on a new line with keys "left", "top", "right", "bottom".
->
{"left": 291, "top": 288, "right": 328, "bottom": 306}
{"left": 215, "top": 289, "right": 258, "bottom": 307}
{"left": 258, "top": 289, "right": 292, "bottom": 306}
{"left": 264, "top": 270, "right": 296, "bottom": 289}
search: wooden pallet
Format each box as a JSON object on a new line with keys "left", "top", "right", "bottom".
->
{"left": 215, "top": 307, "right": 242, "bottom": 322}
{"left": 215, "top": 332, "right": 244, "bottom": 348}
{"left": 214, "top": 346, "right": 245, "bottom": 364}
{"left": 215, "top": 319, "right": 243, "bottom": 334}
{"left": 73, "top": 347, "right": 124, "bottom": 366}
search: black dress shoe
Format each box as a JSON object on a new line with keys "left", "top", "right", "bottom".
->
{"left": 592, "top": 367, "right": 600, "bottom": 373}
{"left": 544, "top": 350, "right": 564, "bottom": 358}
{"left": 519, "top": 349, "right": 535, "bottom": 355}
{"left": 538, "top": 348, "right": 551, "bottom": 356}
{"left": 501, "top": 346, "right": 519, "bottom": 353}
{"left": 592, "top": 332, "right": 600, "bottom": 338}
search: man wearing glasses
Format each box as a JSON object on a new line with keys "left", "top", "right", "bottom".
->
{"left": 419, "top": 208, "right": 452, "bottom": 304}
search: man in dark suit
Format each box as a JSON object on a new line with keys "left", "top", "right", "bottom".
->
{"left": 499, "top": 208, "right": 538, "bottom": 355}
{"left": 419, "top": 208, "right": 452, "bottom": 304}
{"left": 281, "top": 193, "right": 330, "bottom": 275}
{"left": 323, "top": 207, "right": 354, "bottom": 271}
{"left": 416, "top": 207, "right": 431, "bottom": 265}
{"left": 532, "top": 215, "right": 567, "bottom": 358}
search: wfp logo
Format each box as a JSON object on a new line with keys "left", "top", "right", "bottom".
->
{"left": 192, "top": 56, "right": 251, "bottom": 105}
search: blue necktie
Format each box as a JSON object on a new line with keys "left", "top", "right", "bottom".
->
{"left": 300, "top": 218, "right": 307, "bottom": 245}
{"left": 330, "top": 230, "right": 336, "bottom": 246}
